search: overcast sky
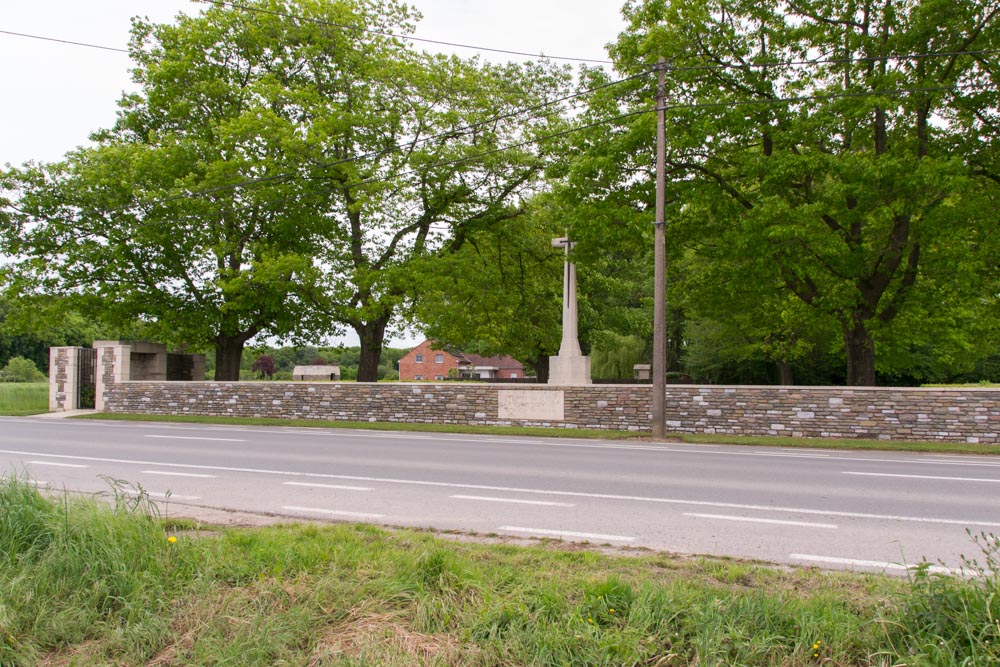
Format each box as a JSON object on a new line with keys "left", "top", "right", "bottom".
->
{"left": 1, "top": 1, "right": 626, "bottom": 349}
{"left": 1, "top": 0, "right": 626, "bottom": 167}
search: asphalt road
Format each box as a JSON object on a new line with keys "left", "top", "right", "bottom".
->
{"left": 2, "top": 416, "right": 999, "bottom": 574}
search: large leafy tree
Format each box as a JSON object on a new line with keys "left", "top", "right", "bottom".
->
{"left": 409, "top": 195, "right": 565, "bottom": 381}
{"left": 567, "top": 0, "right": 1000, "bottom": 385}
{"left": 2, "top": 0, "right": 569, "bottom": 381}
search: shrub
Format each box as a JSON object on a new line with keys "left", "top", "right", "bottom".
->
{"left": 0, "top": 356, "right": 46, "bottom": 382}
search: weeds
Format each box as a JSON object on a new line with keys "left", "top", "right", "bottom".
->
{"left": 2, "top": 475, "right": 999, "bottom": 665}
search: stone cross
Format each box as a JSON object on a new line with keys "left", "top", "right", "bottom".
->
{"left": 548, "top": 237, "right": 591, "bottom": 385}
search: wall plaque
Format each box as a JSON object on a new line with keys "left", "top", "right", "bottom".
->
{"left": 498, "top": 390, "right": 565, "bottom": 421}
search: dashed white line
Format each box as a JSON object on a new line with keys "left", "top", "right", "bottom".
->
{"left": 450, "top": 495, "right": 575, "bottom": 507}
{"left": 845, "top": 472, "right": 1000, "bottom": 483}
{"left": 4, "top": 449, "right": 999, "bottom": 528}
{"left": 124, "top": 490, "right": 200, "bottom": 501}
{"left": 282, "top": 506, "right": 383, "bottom": 519}
{"left": 283, "top": 482, "right": 372, "bottom": 491}
{"left": 144, "top": 435, "right": 246, "bottom": 442}
{"left": 684, "top": 513, "right": 838, "bottom": 529}
{"left": 28, "top": 460, "right": 87, "bottom": 468}
{"left": 141, "top": 470, "right": 216, "bottom": 478}
{"left": 790, "top": 553, "right": 960, "bottom": 575}
{"left": 499, "top": 526, "right": 635, "bottom": 542}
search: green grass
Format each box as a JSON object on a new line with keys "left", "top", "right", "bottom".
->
{"left": 2, "top": 476, "right": 999, "bottom": 666}
{"left": 0, "top": 382, "right": 48, "bottom": 416}
{"left": 76, "top": 411, "right": 1000, "bottom": 454}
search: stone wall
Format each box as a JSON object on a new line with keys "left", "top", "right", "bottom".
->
{"left": 99, "top": 381, "right": 1000, "bottom": 444}
{"left": 103, "top": 382, "right": 652, "bottom": 431}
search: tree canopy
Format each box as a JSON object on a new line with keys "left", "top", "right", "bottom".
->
{"left": 559, "top": 0, "right": 1000, "bottom": 385}
{"left": 2, "top": 0, "right": 569, "bottom": 380}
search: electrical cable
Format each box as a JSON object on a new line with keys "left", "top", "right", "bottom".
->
{"left": 0, "top": 29, "right": 128, "bottom": 53}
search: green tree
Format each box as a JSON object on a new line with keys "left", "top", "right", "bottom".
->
{"left": 3, "top": 0, "right": 570, "bottom": 382}
{"left": 410, "top": 196, "right": 564, "bottom": 381}
{"left": 568, "top": 0, "right": 1000, "bottom": 385}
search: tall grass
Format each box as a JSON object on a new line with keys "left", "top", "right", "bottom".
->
{"left": 0, "top": 382, "right": 48, "bottom": 415}
{"left": 2, "top": 475, "right": 999, "bottom": 665}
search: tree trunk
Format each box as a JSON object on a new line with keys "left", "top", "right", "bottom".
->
{"left": 776, "top": 360, "right": 794, "bottom": 386}
{"left": 214, "top": 335, "right": 245, "bottom": 381}
{"left": 354, "top": 319, "right": 388, "bottom": 382}
{"left": 844, "top": 322, "right": 877, "bottom": 386}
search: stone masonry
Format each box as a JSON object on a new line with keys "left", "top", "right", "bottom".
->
{"left": 99, "top": 381, "right": 1000, "bottom": 445}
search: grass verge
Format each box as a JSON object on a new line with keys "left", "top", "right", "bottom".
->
{"left": 0, "top": 382, "right": 48, "bottom": 416}
{"left": 2, "top": 476, "right": 999, "bottom": 666}
{"left": 75, "top": 411, "right": 1000, "bottom": 454}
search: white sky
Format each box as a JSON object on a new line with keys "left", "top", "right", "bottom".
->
{"left": 0, "top": 0, "right": 626, "bottom": 348}
{"left": 1, "top": 0, "right": 625, "bottom": 167}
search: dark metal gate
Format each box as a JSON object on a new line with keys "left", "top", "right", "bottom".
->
{"left": 77, "top": 348, "right": 96, "bottom": 409}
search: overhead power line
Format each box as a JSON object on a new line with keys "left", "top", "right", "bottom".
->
{"left": 0, "top": 29, "right": 128, "bottom": 54}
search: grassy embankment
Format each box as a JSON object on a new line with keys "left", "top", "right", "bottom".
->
{"left": 2, "top": 477, "right": 998, "bottom": 666}
{"left": 0, "top": 382, "right": 48, "bottom": 416}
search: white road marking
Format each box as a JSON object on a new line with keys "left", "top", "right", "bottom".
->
{"left": 283, "top": 482, "right": 372, "bottom": 491}
{"left": 124, "top": 490, "right": 200, "bottom": 500}
{"left": 845, "top": 472, "right": 1000, "bottom": 483}
{"left": 499, "top": 526, "right": 635, "bottom": 542}
{"left": 4, "top": 448, "right": 1000, "bottom": 527}
{"left": 282, "top": 506, "right": 383, "bottom": 519}
{"left": 684, "top": 513, "right": 838, "bottom": 529}
{"left": 144, "top": 435, "right": 246, "bottom": 442}
{"left": 141, "top": 470, "right": 216, "bottom": 478}
{"left": 28, "top": 480, "right": 49, "bottom": 487}
{"left": 450, "top": 495, "right": 575, "bottom": 507}
{"left": 28, "top": 460, "right": 87, "bottom": 468}
{"left": 790, "top": 553, "right": 960, "bottom": 575}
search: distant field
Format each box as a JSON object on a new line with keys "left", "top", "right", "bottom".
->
{"left": 0, "top": 382, "right": 48, "bottom": 415}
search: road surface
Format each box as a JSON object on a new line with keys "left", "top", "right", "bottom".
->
{"left": 2, "top": 416, "right": 998, "bottom": 574}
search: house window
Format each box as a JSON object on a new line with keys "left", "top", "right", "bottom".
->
{"left": 415, "top": 354, "right": 423, "bottom": 363}
{"left": 435, "top": 353, "right": 444, "bottom": 363}
{"left": 414, "top": 375, "right": 423, "bottom": 380}
{"left": 434, "top": 375, "right": 444, "bottom": 380}
{"left": 510, "top": 372, "right": 518, "bottom": 379}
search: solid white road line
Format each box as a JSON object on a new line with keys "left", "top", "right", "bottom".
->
{"left": 283, "top": 481, "right": 372, "bottom": 491}
{"left": 450, "top": 495, "right": 575, "bottom": 507}
{"left": 683, "top": 513, "right": 838, "bottom": 529}
{"left": 124, "top": 490, "right": 200, "bottom": 501}
{"left": 789, "top": 553, "right": 960, "bottom": 575}
{"left": 845, "top": 471, "right": 1000, "bottom": 483}
{"left": 282, "top": 506, "right": 383, "bottom": 519}
{"left": 28, "top": 460, "right": 87, "bottom": 468}
{"left": 144, "top": 435, "right": 246, "bottom": 442}
{"left": 499, "top": 526, "right": 635, "bottom": 542}
{"left": 4, "top": 448, "right": 1000, "bottom": 527}
{"left": 141, "top": 470, "right": 217, "bottom": 478}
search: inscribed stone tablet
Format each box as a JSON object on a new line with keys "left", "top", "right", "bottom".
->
{"left": 498, "top": 390, "right": 564, "bottom": 421}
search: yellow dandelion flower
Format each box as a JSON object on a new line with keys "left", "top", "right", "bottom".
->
{"left": 167, "top": 535, "right": 177, "bottom": 544}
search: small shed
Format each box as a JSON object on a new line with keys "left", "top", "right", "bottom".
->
{"left": 291, "top": 365, "right": 341, "bottom": 381}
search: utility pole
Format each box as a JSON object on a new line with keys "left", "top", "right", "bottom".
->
{"left": 652, "top": 57, "right": 668, "bottom": 440}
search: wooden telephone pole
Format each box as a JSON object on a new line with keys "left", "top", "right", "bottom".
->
{"left": 652, "top": 58, "right": 668, "bottom": 439}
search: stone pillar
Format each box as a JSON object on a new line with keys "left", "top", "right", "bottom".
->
{"left": 94, "top": 341, "right": 132, "bottom": 412}
{"left": 548, "top": 237, "right": 591, "bottom": 386}
{"left": 49, "top": 346, "right": 82, "bottom": 411}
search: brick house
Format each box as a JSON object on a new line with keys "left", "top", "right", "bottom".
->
{"left": 398, "top": 340, "right": 527, "bottom": 381}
